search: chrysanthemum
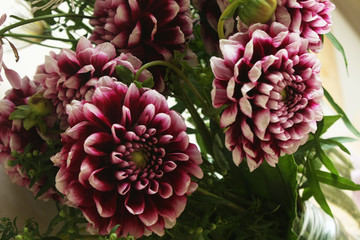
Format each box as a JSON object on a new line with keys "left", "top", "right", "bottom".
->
{"left": 89, "top": 0, "right": 193, "bottom": 62}
{"left": 0, "top": 76, "right": 60, "bottom": 201}
{"left": 34, "top": 37, "right": 151, "bottom": 129}
{"left": 211, "top": 22, "right": 323, "bottom": 171}
{"left": 275, "top": 0, "right": 335, "bottom": 52}
{"left": 52, "top": 79, "right": 203, "bottom": 237}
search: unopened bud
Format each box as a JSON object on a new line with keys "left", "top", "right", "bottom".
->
{"left": 238, "top": 0, "right": 277, "bottom": 25}
{"left": 28, "top": 93, "right": 53, "bottom": 117}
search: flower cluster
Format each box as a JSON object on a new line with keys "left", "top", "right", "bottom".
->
{"left": 2, "top": 0, "right": 356, "bottom": 239}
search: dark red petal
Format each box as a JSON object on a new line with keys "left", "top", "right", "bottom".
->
{"left": 93, "top": 191, "right": 117, "bottom": 218}
{"left": 125, "top": 191, "right": 145, "bottom": 215}
{"left": 89, "top": 167, "right": 116, "bottom": 191}
{"left": 139, "top": 198, "right": 159, "bottom": 226}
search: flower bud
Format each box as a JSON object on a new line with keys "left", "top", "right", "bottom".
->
{"left": 238, "top": 0, "right": 277, "bottom": 25}
{"left": 28, "top": 93, "right": 53, "bottom": 117}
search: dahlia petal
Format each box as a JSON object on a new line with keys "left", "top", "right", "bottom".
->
{"left": 58, "top": 49, "right": 80, "bottom": 74}
{"left": 139, "top": 89, "right": 168, "bottom": 113}
{"left": 147, "top": 180, "right": 159, "bottom": 195}
{"left": 121, "top": 214, "right": 145, "bottom": 238}
{"left": 232, "top": 146, "right": 244, "bottom": 166}
{"left": 219, "top": 39, "right": 242, "bottom": 64}
{"left": 83, "top": 103, "right": 112, "bottom": 128}
{"left": 79, "top": 156, "right": 100, "bottom": 187}
{"left": 125, "top": 191, "right": 145, "bottom": 215}
{"left": 220, "top": 103, "right": 238, "bottom": 128}
{"left": 128, "top": 21, "right": 142, "bottom": 47}
{"left": 138, "top": 104, "right": 156, "bottom": 125}
{"left": 112, "top": 31, "right": 129, "bottom": 48}
{"left": 147, "top": 217, "right": 165, "bottom": 236}
{"left": 139, "top": 199, "right": 159, "bottom": 226}
{"left": 171, "top": 171, "right": 191, "bottom": 196}
{"left": 151, "top": 113, "right": 171, "bottom": 132}
{"left": 94, "top": 191, "right": 117, "bottom": 218}
{"left": 165, "top": 153, "right": 189, "bottom": 161}
{"left": 241, "top": 119, "right": 254, "bottom": 143}
{"left": 239, "top": 97, "right": 252, "bottom": 118}
{"left": 89, "top": 167, "right": 115, "bottom": 191}
{"left": 158, "top": 182, "right": 173, "bottom": 199}
{"left": 210, "top": 57, "right": 233, "bottom": 80}
{"left": 117, "top": 182, "right": 131, "bottom": 195}
{"left": 84, "top": 132, "right": 113, "bottom": 156}
{"left": 168, "top": 110, "right": 187, "bottom": 133}
{"left": 247, "top": 158, "right": 261, "bottom": 172}
{"left": 114, "top": 3, "right": 130, "bottom": 25}
{"left": 185, "top": 143, "right": 203, "bottom": 165}
{"left": 76, "top": 36, "right": 93, "bottom": 55}
{"left": 135, "top": 179, "right": 149, "bottom": 190}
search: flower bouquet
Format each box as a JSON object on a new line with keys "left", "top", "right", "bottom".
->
{"left": 0, "top": 0, "right": 359, "bottom": 239}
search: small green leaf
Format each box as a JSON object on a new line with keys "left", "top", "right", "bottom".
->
{"left": 324, "top": 88, "right": 360, "bottom": 138}
{"left": 305, "top": 159, "right": 333, "bottom": 217}
{"left": 316, "top": 170, "right": 360, "bottom": 190}
{"left": 141, "top": 77, "right": 154, "bottom": 88}
{"left": 319, "top": 138, "right": 350, "bottom": 154}
{"left": 115, "top": 65, "right": 134, "bottom": 84}
{"left": 325, "top": 32, "right": 348, "bottom": 74}
{"left": 9, "top": 105, "right": 31, "bottom": 120}
{"left": 321, "top": 115, "right": 342, "bottom": 135}
{"left": 316, "top": 146, "right": 339, "bottom": 175}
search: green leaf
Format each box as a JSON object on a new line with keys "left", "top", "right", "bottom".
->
{"left": 141, "top": 77, "right": 154, "bottom": 88}
{"left": 323, "top": 87, "right": 360, "bottom": 138}
{"left": 115, "top": 65, "right": 134, "bottom": 84}
{"left": 321, "top": 115, "right": 342, "bottom": 135}
{"left": 8, "top": 105, "right": 31, "bottom": 120}
{"left": 305, "top": 159, "right": 333, "bottom": 217}
{"left": 316, "top": 170, "right": 360, "bottom": 190}
{"left": 325, "top": 32, "right": 348, "bottom": 74}
{"left": 319, "top": 138, "right": 350, "bottom": 154}
{"left": 316, "top": 146, "right": 339, "bottom": 175}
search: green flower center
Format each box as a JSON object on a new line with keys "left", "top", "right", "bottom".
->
{"left": 131, "top": 150, "right": 149, "bottom": 169}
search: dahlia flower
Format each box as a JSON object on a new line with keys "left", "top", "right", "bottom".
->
{"left": 34, "top": 36, "right": 151, "bottom": 129}
{"left": 0, "top": 76, "right": 60, "bottom": 201}
{"left": 211, "top": 22, "right": 323, "bottom": 171}
{"left": 275, "top": 0, "right": 335, "bottom": 52}
{"left": 52, "top": 79, "right": 203, "bottom": 237}
{"left": 89, "top": 0, "right": 193, "bottom": 62}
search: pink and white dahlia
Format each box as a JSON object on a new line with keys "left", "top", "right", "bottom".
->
{"left": 0, "top": 76, "right": 60, "bottom": 201}
{"left": 34, "top": 37, "right": 151, "bottom": 129}
{"left": 52, "top": 79, "right": 203, "bottom": 237}
{"left": 89, "top": 0, "right": 193, "bottom": 62}
{"left": 211, "top": 22, "right": 323, "bottom": 171}
{"left": 275, "top": 0, "right": 335, "bottom": 52}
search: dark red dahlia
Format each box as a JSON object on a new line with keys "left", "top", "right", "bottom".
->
{"left": 89, "top": 0, "right": 193, "bottom": 62}
{"left": 52, "top": 79, "right": 203, "bottom": 237}
{"left": 34, "top": 37, "right": 151, "bottom": 129}
{"left": 211, "top": 23, "right": 323, "bottom": 171}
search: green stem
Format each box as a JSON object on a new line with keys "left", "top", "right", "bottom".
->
{"left": 217, "top": 0, "right": 244, "bottom": 39}
{"left": 0, "top": 13, "right": 94, "bottom": 35}
{"left": 2, "top": 33, "right": 78, "bottom": 43}
{"left": 134, "top": 60, "right": 208, "bottom": 108}
{"left": 180, "top": 91, "right": 214, "bottom": 156}
{"left": 197, "top": 187, "right": 246, "bottom": 213}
